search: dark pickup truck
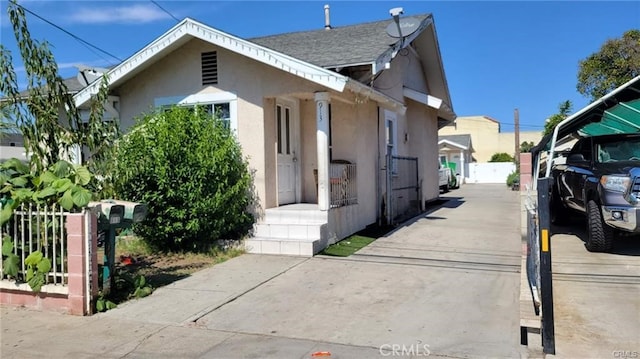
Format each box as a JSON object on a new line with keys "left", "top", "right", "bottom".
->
{"left": 551, "top": 133, "right": 640, "bottom": 252}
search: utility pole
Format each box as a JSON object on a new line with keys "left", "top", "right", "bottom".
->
{"left": 515, "top": 108, "right": 520, "bottom": 166}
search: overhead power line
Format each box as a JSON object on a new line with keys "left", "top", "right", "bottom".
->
{"left": 17, "top": 4, "right": 123, "bottom": 64}
{"left": 151, "top": 0, "right": 180, "bottom": 23}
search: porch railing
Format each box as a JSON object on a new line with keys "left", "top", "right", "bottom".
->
{"left": 330, "top": 161, "right": 357, "bottom": 207}
{"left": 1, "top": 203, "right": 69, "bottom": 287}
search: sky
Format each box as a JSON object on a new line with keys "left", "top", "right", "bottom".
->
{"left": 1, "top": 1, "right": 639, "bottom": 133}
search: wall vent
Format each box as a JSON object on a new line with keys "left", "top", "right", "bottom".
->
{"left": 201, "top": 51, "right": 218, "bottom": 85}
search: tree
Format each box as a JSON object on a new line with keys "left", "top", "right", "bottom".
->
{"left": 489, "top": 152, "right": 514, "bottom": 162}
{"left": 113, "top": 106, "right": 256, "bottom": 251}
{"left": 520, "top": 141, "right": 535, "bottom": 153}
{"left": 577, "top": 29, "right": 640, "bottom": 101}
{"left": 543, "top": 100, "right": 573, "bottom": 136}
{"left": 0, "top": 0, "right": 118, "bottom": 177}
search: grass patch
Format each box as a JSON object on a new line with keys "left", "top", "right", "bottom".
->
{"left": 320, "top": 235, "right": 376, "bottom": 257}
{"left": 320, "top": 223, "right": 395, "bottom": 257}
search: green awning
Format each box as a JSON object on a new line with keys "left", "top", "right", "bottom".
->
{"left": 579, "top": 98, "right": 640, "bottom": 136}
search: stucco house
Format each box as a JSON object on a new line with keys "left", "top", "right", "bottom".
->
{"left": 438, "top": 134, "right": 473, "bottom": 183}
{"left": 439, "top": 115, "right": 541, "bottom": 162}
{"left": 72, "top": 12, "right": 456, "bottom": 256}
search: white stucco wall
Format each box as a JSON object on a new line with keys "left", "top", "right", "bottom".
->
{"left": 467, "top": 162, "right": 516, "bottom": 184}
{"left": 113, "top": 38, "right": 329, "bottom": 211}
{"left": 107, "top": 35, "right": 444, "bottom": 235}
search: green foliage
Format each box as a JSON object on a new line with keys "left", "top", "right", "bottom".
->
{"left": 2, "top": 236, "right": 19, "bottom": 278}
{"left": 0, "top": 0, "right": 120, "bottom": 180}
{"left": 0, "top": 158, "right": 94, "bottom": 225}
{"left": 506, "top": 171, "right": 520, "bottom": 188}
{"left": 520, "top": 141, "right": 535, "bottom": 153}
{"left": 24, "top": 250, "right": 51, "bottom": 292}
{"left": 489, "top": 152, "right": 515, "bottom": 163}
{"left": 577, "top": 29, "right": 640, "bottom": 101}
{"left": 95, "top": 293, "right": 117, "bottom": 313}
{"left": 113, "top": 106, "right": 256, "bottom": 251}
{"left": 543, "top": 100, "right": 573, "bottom": 136}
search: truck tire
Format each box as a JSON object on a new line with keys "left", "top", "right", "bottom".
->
{"left": 585, "top": 199, "right": 613, "bottom": 252}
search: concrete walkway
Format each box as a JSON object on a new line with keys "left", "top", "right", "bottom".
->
{"left": 2, "top": 184, "right": 530, "bottom": 358}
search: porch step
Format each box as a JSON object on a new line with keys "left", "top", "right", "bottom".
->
{"left": 262, "top": 204, "right": 327, "bottom": 224}
{"left": 247, "top": 204, "right": 329, "bottom": 256}
{"left": 244, "top": 238, "right": 322, "bottom": 257}
{"left": 253, "top": 222, "right": 324, "bottom": 240}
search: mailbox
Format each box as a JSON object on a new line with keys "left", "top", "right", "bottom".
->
{"left": 98, "top": 201, "right": 125, "bottom": 225}
{"left": 110, "top": 200, "right": 147, "bottom": 224}
{"left": 89, "top": 199, "right": 148, "bottom": 297}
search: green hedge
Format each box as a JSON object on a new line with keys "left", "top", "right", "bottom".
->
{"left": 113, "top": 106, "right": 255, "bottom": 251}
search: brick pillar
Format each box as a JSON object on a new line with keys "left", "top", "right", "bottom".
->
{"left": 520, "top": 153, "right": 532, "bottom": 191}
{"left": 66, "top": 213, "right": 87, "bottom": 315}
{"left": 89, "top": 212, "right": 99, "bottom": 300}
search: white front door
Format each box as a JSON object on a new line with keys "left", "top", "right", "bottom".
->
{"left": 277, "top": 101, "right": 298, "bottom": 205}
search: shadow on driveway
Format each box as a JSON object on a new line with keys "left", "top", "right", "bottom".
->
{"left": 552, "top": 215, "right": 640, "bottom": 256}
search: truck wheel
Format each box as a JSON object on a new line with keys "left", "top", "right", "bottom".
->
{"left": 585, "top": 200, "right": 613, "bottom": 252}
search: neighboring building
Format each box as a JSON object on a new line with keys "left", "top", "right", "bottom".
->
{"left": 71, "top": 12, "right": 456, "bottom": 256}
{"left": 0, "top": 133, "right": 27, "bottom": 162}
{"left": 438, "top": 134, "right": 473, "bottom": 183}
{"left": 439, "top": 115, "right": 542, "bottom": 162}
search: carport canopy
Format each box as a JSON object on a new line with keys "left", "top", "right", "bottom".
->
{"left": 532, "top": 75, "right": 640, "bottom": 179}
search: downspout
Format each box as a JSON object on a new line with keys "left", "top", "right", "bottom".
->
{"left": 376, "top": 106, "right": 381, "bottom": 226}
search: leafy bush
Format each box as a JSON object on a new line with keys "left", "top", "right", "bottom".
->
{"left": 0, "top": 158, "right": 94, "bottom": 225}
{"left": 489, "top": 152, "right": 515, "bottom": 162}
{"left": 113, "top": 106, "right": 255, "bottom": 251}
{"left": 506, "top": 171, "right": 520, "bottom": 187}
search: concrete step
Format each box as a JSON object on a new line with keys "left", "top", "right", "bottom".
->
{"left": 244, "top": 238, "right": 321, "bottom": 256}
{"left": 253, "top": 222, "right": 323, "bottom": 240}
{"left": 262, "top": 205, "right": 327, "bottom": 224}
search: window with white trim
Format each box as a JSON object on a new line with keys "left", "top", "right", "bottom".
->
{"left": 154, "top": 92, "right": 238, "bottom": 134}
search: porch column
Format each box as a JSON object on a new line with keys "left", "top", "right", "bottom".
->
{"left": 460, "top": 150, "right": 465, "bottom": 184}
{"left": 315, "top": 92, "right": 330, "bottom": 210}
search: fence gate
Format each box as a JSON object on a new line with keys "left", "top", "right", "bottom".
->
{"left": 386, "top": 154, "right": 420, "bottom": 225}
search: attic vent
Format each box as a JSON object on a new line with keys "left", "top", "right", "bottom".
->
{"left": 201, "top": 51, "right": 218, "bottom": 85}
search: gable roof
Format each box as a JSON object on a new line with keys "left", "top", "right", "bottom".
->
{"left": 74, "top": 17, "right": 410, "bottom": 113}
{"left": 439, "top": 134, "right": 473, "bottom": 151}
{"left": 251, "top": 15, "right": 430, "bottom": 69}
{"left": 252, "top": 14, "right": 455, "bottom": 122}
{"left": 73, "top": 15, "right": 453, "bottom": 118}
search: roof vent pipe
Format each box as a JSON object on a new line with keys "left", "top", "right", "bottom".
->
{"left": 324, "top": 4, "right": 331, "bottom": 30}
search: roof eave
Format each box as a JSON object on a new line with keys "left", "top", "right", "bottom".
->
{"left": 346, "top": 80, "right": 406, "bottom": 115}
{"left": 75, "top": 18, "right": 349, "bottom": 107}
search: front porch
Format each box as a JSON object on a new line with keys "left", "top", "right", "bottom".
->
{"left": 246, "top": 161, "right": 359, "bottom": 256}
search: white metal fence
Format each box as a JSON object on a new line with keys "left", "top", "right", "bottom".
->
{"left": 1, "top": 203, "right": 70, "bottom": 286}
{"left": 525, "top": 195, "right": 541, "bottom": 310}
{"left": 330, "top": 162, "right": 357, "bottom": 207}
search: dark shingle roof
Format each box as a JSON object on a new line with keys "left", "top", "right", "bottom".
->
{"left": 250, "top": 15, "right": 430, "bottom": 68}
{"left": 63, "top": 76, "right": 85, "bottom": 93}
{"left": 17, "top": 76, "right": 85, "bottom": 98}
{"left": 439, "top": 134, "right": 473, "bottom": 150}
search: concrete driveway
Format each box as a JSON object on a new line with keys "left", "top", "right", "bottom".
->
{"left": 549, "top": 217, "right": 640, "bottom": 358}
{"left": 2, "top": 184, "right": 526, "bottom": 359}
